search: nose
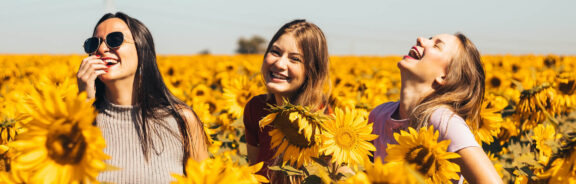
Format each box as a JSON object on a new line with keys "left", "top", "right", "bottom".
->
{"left": 272, "top": 55, "right": 289, "bottom": 71}
{"left": 96, "top": 39, "right": 111, "bottom": 55}
{"left": 416, "top": 37, "right": 424, "bottom": 47}
{"left": 416, "top": 37, "right": 433, "bottom": 48}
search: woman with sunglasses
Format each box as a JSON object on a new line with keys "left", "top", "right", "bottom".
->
{"left": 77, "top": 12, "right": 208, "bottom": 183}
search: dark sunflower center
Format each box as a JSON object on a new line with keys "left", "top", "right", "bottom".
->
{"left": 490, "top": 77, "right": 502, "bottom": 88}
{"left": 512, "top": 65, "right": 520, "bottom": 73}
{"left": 196, "top": 90, "right": 205, "bottom": 96}
{"left": 207, "top": 102, "right": 217, "bottom": 113}
{"left": 172, "top": 80, "right": 181, "bottom": 87}
{"left": 167, "top": 67, "right": 174, "bottom": 76}
{"left": 405, "top": 145, "right": 436, "bottom": 175}
{"left": 558, "top": 80, "right": 576, "bottom": 95}
{"left": 46, "top": 123, "right": 87, "bottom": 165}
{"left": 273, "top": 112, "right": 315, "bottom": 148}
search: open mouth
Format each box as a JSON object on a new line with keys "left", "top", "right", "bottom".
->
{"left": 408, "top": 47, "right": 423, "bottom": 60}
{"left": 102, "top": 58, "right": 118, "bottom": 67}
{"left": 270, "top": 72, "right": 290, "bottom": 81}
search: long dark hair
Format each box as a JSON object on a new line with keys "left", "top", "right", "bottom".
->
{"left": 92, "top": 12, "right": 206, "bottom": 168}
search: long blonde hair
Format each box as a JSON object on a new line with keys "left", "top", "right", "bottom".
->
{"left": 263, "top": 19, "right": 331, "bottom": 111}
{"left": 409, "top": 33, "right": 485, "bottom": 132}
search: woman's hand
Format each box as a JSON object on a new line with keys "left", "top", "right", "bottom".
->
{"left": 76, "top": 55, "right": 107, "bottom": 99}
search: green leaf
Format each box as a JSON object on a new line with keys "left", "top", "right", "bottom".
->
{"left": 268, "top": 165, "right": 305, "bottom": 176}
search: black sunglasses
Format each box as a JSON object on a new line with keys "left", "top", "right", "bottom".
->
{"left": 83, "top": 32, "right": 131, "bottom": 54}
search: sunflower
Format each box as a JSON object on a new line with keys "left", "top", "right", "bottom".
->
{"left": 192, "top": 101, "right": 216, "bottom": 126}
{"left": 171, "top": 153, "right": 268, "bottom": 184}
{"left": 531, "top": 124, "right": 562, "bottom": 164}
{"left": 498, "top": 118, "right": 519, "bottom": 145}
{"left": 486, "top": 72, "right": 511, "bottom": 92}
{"left": 1, "top": 118, "right": 18, "bottom": 147}
{"left": 7, "top": 87, "right": 109, "bottom": 184}
{"left": 222, "top": 75, "right": 264, "bottom": 118}
{"left": 259, "top": 99, "right": 329, "bottom": 167}
{"left": 475, "top": 94, "right": 507, "bottom": 145}
{"left": 321, "top": 107, "right": 377, "bottom": 168}
{"left": 385, "top": 126, "right": 461, "bottom": 183}
{"left": 214, "top": 113, "right": 242, "bottom": 141}
{"left": 338, "top": 171, "right": 370, "bottom": 184}
{"left": 513, "top": 170, "right": 529, "bottom": 184}
{"left": 540, "top": 134, "right": 576, "bottom": 183}
{"left": 555, "top": 72, "right": 576, "bottom": 109}
{"left": 515, "top": 83, "right": 560, "bottom": 130}
{"left": 0, "top": 116, "right": 18, "bottom": 172}
{"left": 343, "top": 157, "right": 424, "bottom": 184}
{"left": 190, "top": 84, "right": 213, "bottom": 104}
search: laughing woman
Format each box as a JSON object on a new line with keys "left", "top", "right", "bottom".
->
{"left": 369, "top": 33, "right": 503, "bottom": 183}
{"left": 76, "top": 12, "right": 208, "bottom": 183}
{"left": 243, "top": 19, "right": 331, "bottom": 182}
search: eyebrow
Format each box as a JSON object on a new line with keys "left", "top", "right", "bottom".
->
{"left": 289, "top": 52, "right": 302, "bottom": 56}
{"left": 272, "top": 45, "right": 302, "bottom": 56}
{"left": 435, "top": 39, "right": 444, "bottom": 45}
{"left": 434, "top": 38, "right": 445, "bottom": 48}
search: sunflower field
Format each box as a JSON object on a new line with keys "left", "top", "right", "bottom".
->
{"left": 1, "top": 54, "right": 575, "bottom": 183}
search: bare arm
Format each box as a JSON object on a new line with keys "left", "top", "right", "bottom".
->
{"left": 454, "top": 147, "right": 503, "bottom": 184}
{"left": 181, "top": 108, "right": 209, "bottom": 161}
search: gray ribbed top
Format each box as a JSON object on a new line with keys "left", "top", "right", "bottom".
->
{"left": 96, "top": 99, "right": 184, "bottom": 184}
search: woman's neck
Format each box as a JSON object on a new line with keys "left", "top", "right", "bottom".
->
{"left": 274, "top": 94, "right": 286, "bottom": 106}
{"left": 104, "top": 79, "right": 136, "bottom": 106}
{"left": 273, "top": 92, "right": 295, "bottom": 106}
{"left": 398, "top": 80, "right": 434, "bottom": 120}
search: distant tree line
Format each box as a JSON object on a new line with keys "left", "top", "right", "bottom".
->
{"left": 197, "top": 35, "right": 267, "bottom": 54}
{"left": 236, "top": 35, "right": 266, "bottom": 54}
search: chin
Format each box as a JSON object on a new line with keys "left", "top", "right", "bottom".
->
{"left": 397, "top": 61, "right": 412, "bottom": 72}
{"left": 98, "top": 73, "right": 122, "bottom": 82}
{"left": 266, "top": 83, "right": 294, "bottom": 95}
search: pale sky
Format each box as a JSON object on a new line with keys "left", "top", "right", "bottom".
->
{"left": 1, "top": 0, "right": 575, "bottom": 55}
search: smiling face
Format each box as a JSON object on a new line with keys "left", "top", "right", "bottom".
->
{"left": 398, "top": 34, "right": 461, "bottom": 84}
{"left": 93, "top": 18, "right": 138, "bottom": 83}
{"left": 262, "top": 33, "right": 306, "bottom": 98}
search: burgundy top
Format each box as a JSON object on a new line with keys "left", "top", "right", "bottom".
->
{"left": 244, "top": 94, "right": 276, "bottom": 177}
{"left": 244, "top": 94, "right": 333, "bottom": 178}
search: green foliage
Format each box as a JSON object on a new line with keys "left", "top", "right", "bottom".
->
{"left": 236, "top": 35, "right": 267, "bottom": 54}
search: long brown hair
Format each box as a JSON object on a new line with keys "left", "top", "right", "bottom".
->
{"left": 409, "top": 33, "right": 485, "bottom": 132}
{"left": 263, "top": 19, "right": 331, "bottom": 111}
{"left": 264, "top": 19, "right": 330, "bottom": 184}
{"left": 91, "top": 12, "right": 207, "bottom": 169}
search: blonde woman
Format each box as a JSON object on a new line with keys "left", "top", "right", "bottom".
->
{"left": 369, "top": 33, "right": 503, "bottom": 183}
